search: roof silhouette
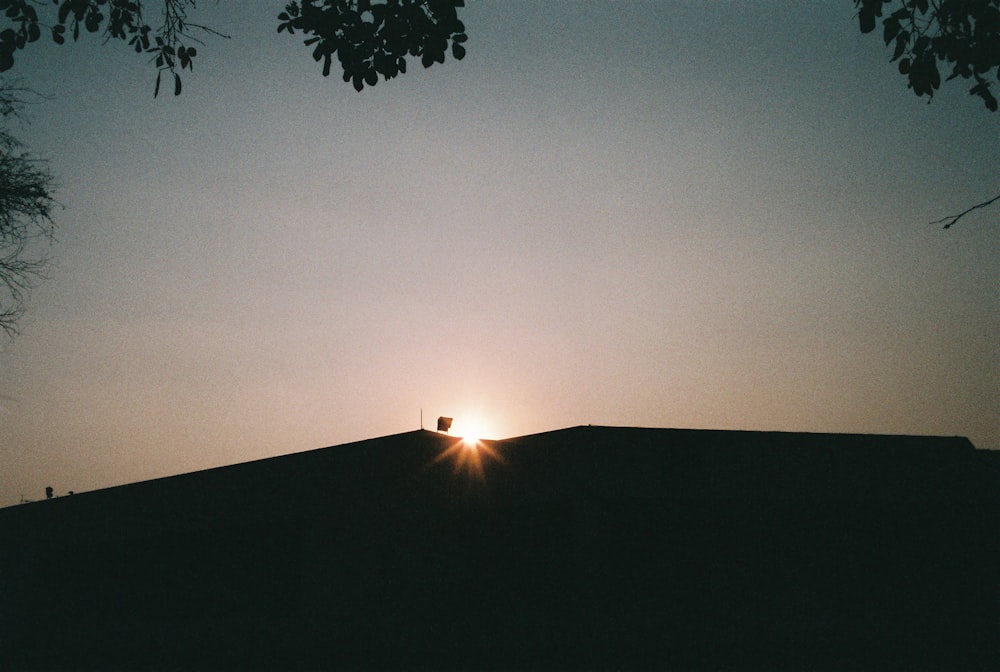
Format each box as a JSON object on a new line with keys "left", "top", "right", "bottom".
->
{"left": 2, "top": 425, "right": 998, "bottom": 670}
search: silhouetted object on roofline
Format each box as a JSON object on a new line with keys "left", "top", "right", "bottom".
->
{"left": 1, "top": 425, "right": 998, "bottom": 671}
{"left": 436, "top": 416, "right": 452, "bottom": 432}
{"left": 44, "top": 486, "right": 52, "bottom": 500}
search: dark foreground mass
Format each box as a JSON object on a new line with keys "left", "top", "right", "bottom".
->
{"left": 2, "top": 426, "right": 998, "bottom": 670}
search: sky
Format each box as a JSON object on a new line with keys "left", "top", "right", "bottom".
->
{"left": 0, "top": 1, "right": 997, "bottom": 506}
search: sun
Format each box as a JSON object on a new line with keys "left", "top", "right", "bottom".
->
{"left": 450, "top": 416, "right": 494, "bottom": 445}
{"left": 431, "top": 414, "right": 503, "bottom": 480}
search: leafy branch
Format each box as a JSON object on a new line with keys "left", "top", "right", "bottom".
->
{"left": 0, "top": 0, "right": 230, "bottom": 97}
{"left": 277, "top": 0, "right": 467, "bottom": 92}
{"left": 856, "top": 0, "right": 1000, "bottom": 111}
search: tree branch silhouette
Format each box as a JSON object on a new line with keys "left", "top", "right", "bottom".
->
{"left": 855, "top": 0, "right": 1000, "bottom": 112}
{"left": 0, "top": 1, "right": 466, "bottom": 96}
{"left": 0, "top": 0, "right": 228, "bottom": 97}
{"left": 930, "top": 192, "right": 1000, "bottom": 229}
{"left": 0, "top": 81, "right": 55, "bottom": 336}
{"left": 276, "top": 0, "right": 467, "bottom": 91}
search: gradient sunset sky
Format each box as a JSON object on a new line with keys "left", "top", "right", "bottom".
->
{"left": 0, "top": 1, "right": 997, "bottom": 505}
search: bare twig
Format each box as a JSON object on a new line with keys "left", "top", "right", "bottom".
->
{"left": 931, "top": 192, "right": 1000, "bottom": 228}
{"left": 0, "top": 82, "right": 56, "bottom": 336}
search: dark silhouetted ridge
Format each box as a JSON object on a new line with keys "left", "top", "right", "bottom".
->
{"left": 2, "top": 426, "right": 997, "bottom": 670}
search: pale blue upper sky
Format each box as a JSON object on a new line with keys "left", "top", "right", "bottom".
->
{"left": 0, "top": 1, "right": 997, "bottom": 505}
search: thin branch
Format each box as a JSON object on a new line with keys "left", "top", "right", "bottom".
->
{"left": 930, "top": 192, "right": 1000, "bottom": 228}
{"left": 0, "top": 83, "right": 56, "bottom": 336}
{"left": 183, "top": 23, "right": 232, "bottom": 41}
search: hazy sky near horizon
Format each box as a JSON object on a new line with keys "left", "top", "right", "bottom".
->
{"left": 0, "top": 1, "right": 997, "bottom": 505}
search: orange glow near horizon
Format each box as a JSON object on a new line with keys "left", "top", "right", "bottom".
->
{"left": 448, "top": 415, "right": 497, "bottom": 444}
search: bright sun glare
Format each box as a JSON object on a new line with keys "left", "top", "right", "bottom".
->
{"left": 432, "top": 415, "right": 502, "bottom": 480}
{"left": 450, "top": 417, "right": 493, "bottom": 445}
